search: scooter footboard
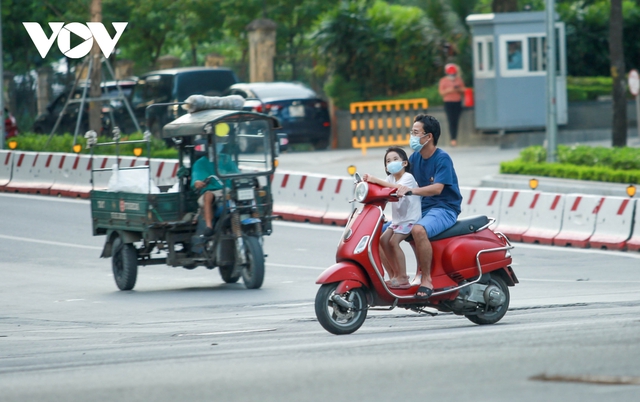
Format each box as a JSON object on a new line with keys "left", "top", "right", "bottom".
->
{"left": 316, "top": 262, "right": 369, "bottom": 291}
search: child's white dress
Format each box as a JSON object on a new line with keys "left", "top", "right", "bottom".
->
{"left": 387, "top": 172, "right": 422, "bottom": 234}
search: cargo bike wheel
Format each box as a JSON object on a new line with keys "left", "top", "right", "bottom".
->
{"left": 241, "top": 236, "right": 265, "bottom": 289}
{"left": 111, "top": 237, "right": 138, "bottom": 291}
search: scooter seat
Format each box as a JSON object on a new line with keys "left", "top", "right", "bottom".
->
{"left": 430, "top": 215, "right": 490, "bottom": 241}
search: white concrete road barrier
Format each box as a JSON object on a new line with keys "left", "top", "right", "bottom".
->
{"left": 48, "top": 154, "right": 91, "bottom": 198}
{"left": 588, "top": 197, "right": 636, "bottom": 250}
{"left": 321, "top": 176, "right": 354, "bottom": 226}
{"left": 521, "top": 193, "right": 565, "bottom": 245}
{"left": 459, "top": 187, "right": 501, "bottom": 229}
{"left": 4, "top": 151, "right": 54, "bottom": 195}
{"left": 626, "top": 203, "right": 640, "bottom": 252}
{"left": 552, "top": 194, "right": 603, "bottom": 248}
{"left": 493, "top": 189, "right": 536, "bottom": 242}
{"left": 0, "top": 150, "right": 13, "bottom": 188}
{"left": 4, "top": 150, "right": 640, "bottom": 250}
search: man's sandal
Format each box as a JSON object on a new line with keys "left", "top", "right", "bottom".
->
{"left": 415, "top": 286, "right": 433, "bottom": 299}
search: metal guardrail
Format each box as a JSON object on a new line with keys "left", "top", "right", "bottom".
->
{"left": 350, "top": 98, "right": 428, "bottom": 155}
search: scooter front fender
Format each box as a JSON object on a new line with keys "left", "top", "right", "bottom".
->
{"left": 315, "top": 262, "right": 369, "bottom": 289}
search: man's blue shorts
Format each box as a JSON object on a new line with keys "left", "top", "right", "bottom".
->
{"left": 416, "top": 207, "right": 458, "bottom": 238}
{"left": 383, "top": 207, "right": 457, "bottom": 239}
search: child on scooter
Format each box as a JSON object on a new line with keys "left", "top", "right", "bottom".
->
{"left": 363, "top": 147, "right": 422, "bottom": 289}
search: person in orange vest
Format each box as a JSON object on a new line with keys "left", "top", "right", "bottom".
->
{"left": 438, "top": 64, "right": 466, "bottom": 147}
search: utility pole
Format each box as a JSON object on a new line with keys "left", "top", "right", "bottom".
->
{"left": 89, "top": 0, "right": 102, "bottom": 134}
{"left": 545, "top": 0, "right": 557, "bottom": 162}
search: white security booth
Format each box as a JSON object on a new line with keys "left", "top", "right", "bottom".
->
{"left": 466, "top": 11, "right": 568, "bottom": 131}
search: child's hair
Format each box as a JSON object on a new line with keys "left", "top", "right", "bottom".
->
{"left": 384, "top": 146, "right": 410, "bottom": 175}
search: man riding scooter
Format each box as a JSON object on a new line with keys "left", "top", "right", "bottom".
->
{"left": 395, "top": 114, "right": 463, "bottom": 299}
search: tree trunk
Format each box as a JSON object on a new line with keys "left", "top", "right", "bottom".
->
{"left": 492, "top": 0, "right": 518, "bottom": 13}
{"left": 191, "top": 41, "right": 197, "bottom": 66}
{"left": 610, "top": 0, "right": 627, "bottom": 147}
{"left": 89, "top": 0, "right": 103, "bottom": 135}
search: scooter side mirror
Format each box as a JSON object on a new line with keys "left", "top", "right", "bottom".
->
{"left": 354, "top": 172, "right": 362, "bottom": 183}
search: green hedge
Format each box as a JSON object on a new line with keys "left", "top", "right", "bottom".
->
{"left": 500, "top": 145, "right": 640, "bottom": 184}
{"left": 4, "top": 132, "right": 178, "bottom": 159}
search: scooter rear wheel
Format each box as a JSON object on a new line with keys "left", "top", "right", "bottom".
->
{"left": 315, "top": 283, "right": 368, "bottom": 335}
{"left": 465, "top": 275, "right": 510, "bottom": 325}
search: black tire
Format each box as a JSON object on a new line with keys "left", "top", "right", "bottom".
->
{"left": 111, "top": 237, "right": 138, "bottom": 291}
{"left": 219, "top": 265, "right": 240, "bottom": 284}
{"left": 315, "top": 283, "right": 368, "bottom": 335}
{"left": 241, "top": 236, "right": 265, "bottom": 289}
{"left": 465, "top": 275, "right": 510, "bottom": 325}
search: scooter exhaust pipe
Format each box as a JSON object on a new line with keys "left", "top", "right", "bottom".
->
{"left": 331, "top": 294, "right": 355, "bottom": 310}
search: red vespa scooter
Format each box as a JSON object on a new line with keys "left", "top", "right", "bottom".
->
{"left": 314, "top": 174, "right": 518, "bottom": 335}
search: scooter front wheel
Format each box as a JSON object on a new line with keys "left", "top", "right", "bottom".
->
{"left": 315, "top": 283, "right": 368, "bottom": 335}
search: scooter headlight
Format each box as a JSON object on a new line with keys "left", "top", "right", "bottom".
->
{"left": 354, "top": 182, "right": 369, "bottom": 202}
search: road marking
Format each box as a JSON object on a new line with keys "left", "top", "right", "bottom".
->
{"left": 267, "top": 262, "right": 325, "bottom": 271}
{"left": 515, "top": 242, "right": 640, "bottom": 259}
{"left": 518, "top": 277, "right": 640, "bottom": 284}
{"left": 0, "top": 192, "right": 89, "bottom": 204}
{"left": 273, "top": 221, "right": 344, "bottom": 232}
{"left": 0, "top": 234, "right": 102, "bottom": 250}
{"left": 174, "top": 328, "right": 277, "bottom": 337}
{"left": 253, "top": 302, "right": 313, "bottom": 308}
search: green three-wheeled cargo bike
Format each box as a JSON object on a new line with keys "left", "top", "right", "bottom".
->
{"left": 89, "top": 99, "right": 281, "bottom": 291}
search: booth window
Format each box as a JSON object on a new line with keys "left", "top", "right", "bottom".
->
{"left": 506, "top": 40, "right": 523, "bottom": 70}
{"left": 474, "top": 36, "right": 495, "bottom": 78}
{"left": 499, "top": 24, "right": 564, "bottom": 77}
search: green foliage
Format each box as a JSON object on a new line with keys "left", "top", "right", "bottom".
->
{"left": 374, "top": 83, "right": 443, "bottom": 107}
{"left": 324, "top": 75, "right": 362, "bottom": 110}
{"left": 6, "top": 133, "right": 177, "bottom": 159}
{"left": 566, "top": 76, "right": 614, "bottom": 102}
{"left": 558, "top": 0, "right": 640, "bottom": 77}
{"left": 500, "top": 160, "right": 640, "bottom": 184}
{"left": 518, "top": 145, "right": 547, "bottom": 163}
{"left": 501, "top": 145, "right": 640, "bottom": 184}
{"left": 566, "top": 76, "right": 637, "bottom": 102}
{"left": 313, "top": 1, "right": 440, "bottom": 104}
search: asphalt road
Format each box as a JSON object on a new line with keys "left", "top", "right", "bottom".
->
{"left": 2, "top": 193, "right": 640, "bottom": 402}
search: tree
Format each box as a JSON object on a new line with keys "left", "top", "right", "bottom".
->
{"left": 609, "top": 0, "right": 627, "bottom": 147}
{"left": 313, "top": 1, "right": 441, "bottom": 108}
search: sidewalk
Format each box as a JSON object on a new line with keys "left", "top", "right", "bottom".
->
{"left": 278, "top": 134, "right": 639, "bottom": 194}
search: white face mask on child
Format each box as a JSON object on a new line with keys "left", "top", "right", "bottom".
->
{"left": 386, "top": 161, "right": 404, "bottom": 174}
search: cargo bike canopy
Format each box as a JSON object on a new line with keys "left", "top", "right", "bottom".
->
{"left": 163, "top": 108, "right": 281, "bottom": 179}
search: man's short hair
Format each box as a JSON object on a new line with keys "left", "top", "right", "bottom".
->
{"left": 414, "top": 114, "right": 441, "bottom": 145}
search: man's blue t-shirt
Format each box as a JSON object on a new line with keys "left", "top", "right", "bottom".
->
{"left": 408, "top": 148, "right": 462, "bottom": 215}
{"left": 191, "top": 155, "right": 239, "bottom": 194}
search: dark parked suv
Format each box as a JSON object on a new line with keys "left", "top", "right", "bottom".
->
{"left": 130, "top": 67, "right": 239, "bottom": 138}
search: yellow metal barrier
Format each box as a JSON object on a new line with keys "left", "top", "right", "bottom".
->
{"left": 350, "top": 98, "right": 428, "bottom": 155}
